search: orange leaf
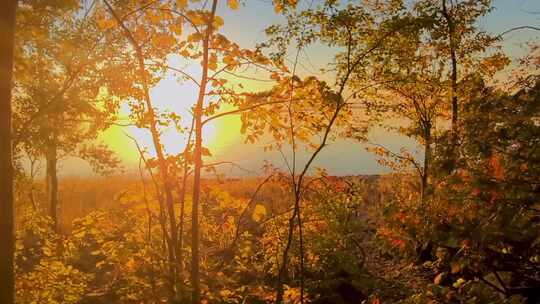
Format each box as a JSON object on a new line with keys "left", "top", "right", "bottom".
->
{"left": 489, "top": 154, "right": 504, "bottom": 179}
{"left": 176, "top": 0, "right": 188, "bottom": 9}
{"left": 201, "top": 147, "right": 212, "bottom": 156}
{"left": 227, "top": 0, "right": 239, "bottom": 9}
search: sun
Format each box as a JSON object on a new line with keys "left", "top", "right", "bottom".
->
{"left": 101, "top": 68, "right": 244, "bottom": 165}
{"left": 202, "top": 103, "right": 242, "bottom": 158}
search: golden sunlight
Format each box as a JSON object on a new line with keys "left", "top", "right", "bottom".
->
{"left": 101, "top": 62, "right": 243, "bottom": 162}
{"left": 7, "top": 0, "right": 540, "bottom": 303}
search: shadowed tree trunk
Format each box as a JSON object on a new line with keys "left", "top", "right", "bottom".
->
{"left": 421, "top": 123, "right": 432, "bottom": 207}
{"left": 442, "top": 0, "right": 459, "bottom": 160}
{"left": 0, "top": 1, "right": 17, "bottom": 303}
{"left": 46, "top": 139, "right": 59, "bottom": 231}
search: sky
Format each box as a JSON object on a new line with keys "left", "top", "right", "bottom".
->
{"left": 60, "top": 0, "right": 540, "bottom": 177}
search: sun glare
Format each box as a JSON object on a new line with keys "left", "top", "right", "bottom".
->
{"left": 102, "top": 59, "right": 243, "bottom": 164}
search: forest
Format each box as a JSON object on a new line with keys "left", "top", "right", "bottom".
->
{"left": 0, "top": 0, "right": 539, "bottom": 303}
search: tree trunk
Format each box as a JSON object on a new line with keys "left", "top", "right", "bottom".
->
{"left": 421, "top": 126, "right": 431, "bottom": 207}
{"left": 275, "top": 191, "right": 305, "bottom": 304}
{"left": 275, "top": 97, "right": 343, "bottom": 304}
{"left": 102, "top": 1, "right": 179, "bottom": 300}
{"left": 46, "top": 141, "right": 59, "bottom": 231}
{"left": 191, "top": 123, "right": 202, "bottom": 304}
{"left": 275, "top": 204, "right": 298, "bottom": 303}
{"left": 442, "top": 0, "right": 459, "bottom": 142}
{"left": 176, "top": 180, "right": 186, "bottom": 297}
{"left": 176, "top": 134, "right": 193, "bottom": 299}
{"left": 0, "top": 1, "right": 17, "bottom": 303}
{"left": 191, "top": 2, "right": 218, "bottom": 303}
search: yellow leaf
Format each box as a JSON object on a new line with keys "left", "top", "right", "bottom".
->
{"left": 180, "top": 49, "right": 191, "bottom": 57}
{"left": 209, "top": 53, "right": 218, "bottom": 70}
{"left": 252, "top": 204, "right": 266, "bottom": 222}
{"left": 43, "top": 247, "right": 53, "bottom": 257}
{"left": 187, "top": 32, "right": 203, "bottom": 43}
{"left": 213, "top": 15, "right": 224, "bottom": 29}
{"left": 189, "top": 12, "right": 206, "bottom": 26}
{"left": 223, "top": 55, "right": 236, "bottom": 66}
{"left": 453, "top": 278, "right": 466, "bottom": 288}
{"left": 176, "top": 0, "right": 188, "bottom": 9}
{"left": 227, "top": 0, "right": 239, "bottom": 9}
{"left": 170, "top": 20, "right": 183, "bottom": 35}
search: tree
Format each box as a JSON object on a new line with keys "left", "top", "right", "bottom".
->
{"left": 0, "top": 1, "right": 17, "bottom": 303}
{"left": 100, "top": 0, "right": 182, "bottom": 300}
{"left": 396, "top": 77, "right": 540, "bottom": 303}
{"left": 190, "top": 2, "right": 218, "bottom": 301}
{"left": 12, "top": 1, "right": 120, "bottom": 231}
{"left": 244, "top": 1, "right": 408, "bottom": 301}
{"left": 364, "top": 13, "right": 447, "bottom": 208}
{"left": 149, "top": 2, "right": 279, "bottom": 301}
{"left": 98, "top": 1, "right": 277, "bottom": 301}
{"left": 415, "top": 0, "right": 497, "bottom": 168}
{"left": 441, "top": 0, "right": 459, "bottom": 136}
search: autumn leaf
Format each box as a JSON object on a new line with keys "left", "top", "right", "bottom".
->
{"left": 489, "top": 154, "right": 504, "bottom": 179}
{"left": 188, "top": 32, "right": 203, "bottom": 43}
{"left": 188, "top": 12, "right": 206, "bottom": 26}
{"left": 42, "top": 246, "right": 53, "bottom": 257}
{"left": 152, "top": 33, "right": 176, "bottom": 49}
{"left": 201, "top": 147, "right": 212, "bottom": 156}
{"left": 273, "top": 2, "right": 283, "bottom": 13}
{"left": 252, "top": 204, "right": 266, "bottom": 222}
{"left": 208, "top": 53, "right": 218, "bottom": 70}
{"left": 227, "top": 0, "right": 239, "bottom": 10}
{"left": 213, "top": 16, "right": 224, "bottom": 29}
{"left": 179, "top": 49, "right": 191, "bottom": 57}
{"left": 223, "top": 55, "right": 236, "bottom": 66}
{"left": 176, "top": 0, "right": 188, "bottom": 9}
{"left": 169, "top": 20, "right": 183, "bottom": 35}
{"left": 96, "top": 18, "right": 116, "bottom": 30}
{"left": 434, "top": 272, "right": 447, "bottom": 285}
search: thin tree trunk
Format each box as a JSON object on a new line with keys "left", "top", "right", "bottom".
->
{"left": 176, "top": 126, "right": 193, "bottom": 298}
{"left": 46, "top": 141, "right": 59, "bottom": 231}
{"left": 275, "top": 107, "right": 343, "bottom": 303}
{"left": 442, "top": 0, "right": 459, "bottom": 139}
{"left": 275, "top": 204, "right": 298, "bottom": 303}
{"left": 421, "top": 126, "right": 431, "bottom": 207}
{"left": 296, "top": 192, "right": 305, "bottom": 304}
{"left": 191, "top": 45, "right": 204, "bottom": 304}
{"left": 102, "top": 1, "right": 179, "bottom": 300}
{"left": 177, "top": 180, "right": 186, "bottom": 296}
{"left": 275, "top": 191, "right": 305, "bottom": 304}
{"left": 275, "top": 89, "right": 344, "bottom": 304}
{"left": 191, "top": 2, "right": 218, "bottom": 303}
{"left": 0, "top": 1, "right": 17, "bottom": 303}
